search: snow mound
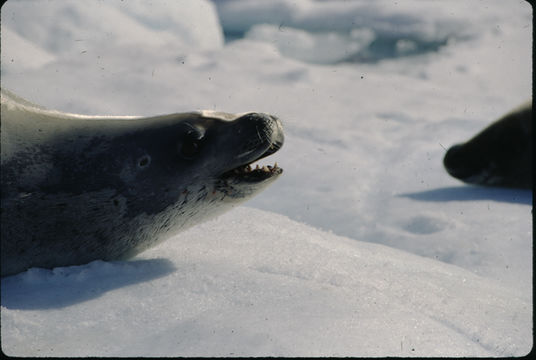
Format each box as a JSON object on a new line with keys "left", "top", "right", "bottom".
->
{"left": 1, "top": 208, "right": 531, "bottom": 357}
{"left": 2, "top": 0, "right": 223, "bottom": 56}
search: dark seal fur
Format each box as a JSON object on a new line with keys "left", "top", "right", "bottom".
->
{"left": 443, "top": 101, "right": 532, "bottom": 189}
{"left": 1, "top": 89, "right": 284, "bottom": 276}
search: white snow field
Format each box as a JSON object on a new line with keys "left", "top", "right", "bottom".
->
{"left": 0, "top": 0, "right": 532, "bottom": 357}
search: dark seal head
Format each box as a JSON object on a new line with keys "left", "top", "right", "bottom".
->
{"left": 443, "top": 100, "right": 532, "bottom": 189}
{"left": 1, "top": 89, "right": 284, "bottom": 276}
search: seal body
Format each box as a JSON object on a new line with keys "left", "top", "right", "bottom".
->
{"left": 1, "top": 89, "right": 284, "bottom": 276}
{"left": 443, "top": 101, "right": 532, "bottom": 189}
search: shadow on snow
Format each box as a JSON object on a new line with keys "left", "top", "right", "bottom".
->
{"left": 399, "top": 186, "right": 532, "bottom": 206}
{"left": 1, "top": 258, "right": 176, "bottom": 310}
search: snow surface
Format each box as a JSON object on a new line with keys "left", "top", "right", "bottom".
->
{"left": 1, "top": 0, "right": 533, "bottom": 357}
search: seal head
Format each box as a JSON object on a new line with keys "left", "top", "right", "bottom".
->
{"left": 443, "top": 101, "right": 532, "bottom": 189}
{"left": 1, "top": 89, "right": 284, "bottom": 276}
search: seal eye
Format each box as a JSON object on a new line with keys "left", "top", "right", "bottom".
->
{"left": 178, "top": 129, "right": 204, "bottom": 159}
{"left": 137, "top": 155, "right": 151, "bottom": 168}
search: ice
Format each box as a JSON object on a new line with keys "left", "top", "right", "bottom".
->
{"left": 245, "top": 24, "right": 375, "bottom": 64}
{"left": 0, "top": 0, "right": 532, "bottom": 357}
{"left": 214, "top": 0, "right": 473, "bottom": 63}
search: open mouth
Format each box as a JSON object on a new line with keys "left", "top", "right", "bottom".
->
{"left": 222, "top": 140, "right": 283, "bottom": 182}
{"left": 218, "top": 112, "right": 285, "bottom": 183}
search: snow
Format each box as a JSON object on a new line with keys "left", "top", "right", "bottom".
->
{"left": 1, "top": 0, "right": 532, "bottom": 357}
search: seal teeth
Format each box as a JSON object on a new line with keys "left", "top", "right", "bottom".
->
{"left": 227, "top": 161, "right": 281, "bottom": 178}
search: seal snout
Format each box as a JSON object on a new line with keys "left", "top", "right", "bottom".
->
{"left": 444, "top": 143, "right": 488, "bottom": 184}
{"left": 240, "top": 113, "right": 284, "bottom": 140}
{"left": 257, "top": 115, "right": 284, "bottom": 160}
{"left": 235, "top": 112, "right": 285, "bottom": 160}
{"left": 443, "top": 143, "right": 480, "bottom": 180}
{"left": 221, "top": 112, "right": 285, "bottom": 183}
{"left": 443, "top": 144, "right": 465, "bottom": 177}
